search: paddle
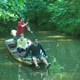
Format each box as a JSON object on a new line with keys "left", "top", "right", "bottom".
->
{"left": 30, "top": 31, "right": 35, "bottom": 38}
{"left": 26, "top": 19, "right": 36, "bottom": 39}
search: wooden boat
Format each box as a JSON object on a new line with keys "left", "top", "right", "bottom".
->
{"left": 5, "top": 38, "right": 33, "bottom": 65}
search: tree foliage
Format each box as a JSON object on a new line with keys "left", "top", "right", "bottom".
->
{"left": 0, "top": 0, "right": 80, "bottom": 36}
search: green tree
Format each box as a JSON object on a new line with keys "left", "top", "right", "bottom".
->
{"left": 0, "top": 0, "right": 80, "bottom": 36}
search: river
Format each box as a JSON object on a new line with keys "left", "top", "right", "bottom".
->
{"left": 0, "top": 31, "right": 80, "bottom": 80}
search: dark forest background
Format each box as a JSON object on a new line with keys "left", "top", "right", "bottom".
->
{"left": 0, "top": 0, "right": 80, "bottom": 36}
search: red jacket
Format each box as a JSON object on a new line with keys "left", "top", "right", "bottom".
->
{"left": 16, "top": 21, "right": 28, "bottom": 35}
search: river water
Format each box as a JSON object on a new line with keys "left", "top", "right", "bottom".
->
{"left": 0, "top": 31, "right": 80, "bottom": 80}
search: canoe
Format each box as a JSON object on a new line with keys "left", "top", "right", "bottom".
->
{"left": 5, "top": 38, "right": 33, "bottom": 65}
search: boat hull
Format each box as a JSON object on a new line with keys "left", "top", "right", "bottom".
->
{"left": 5, "top": 38, "right": 33, "bottom": 65}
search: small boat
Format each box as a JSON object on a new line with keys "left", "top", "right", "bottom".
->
{"left": 5, "top": 38, "right": 33, "bottom": 65}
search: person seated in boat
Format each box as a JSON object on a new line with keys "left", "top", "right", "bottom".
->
{"left": 24, "top": 38, "right": 51, "bottom": 69}
{"left": 17, "top": 34, "right": 32, "bottom": 57}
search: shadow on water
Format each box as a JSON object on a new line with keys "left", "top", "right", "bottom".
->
{"left": 0, "top": 31, "right": 80, "bottom": 80}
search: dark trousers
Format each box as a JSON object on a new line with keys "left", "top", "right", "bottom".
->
{"left": 17, "top": 48, "right": 27, "bottom": 53}
{"left": 14, "top": 35, "right": 20, "bottom": 41}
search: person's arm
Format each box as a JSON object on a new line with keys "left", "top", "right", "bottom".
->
{"left": 25, "top": 22, "right": 33, "bottom": 33}
{"left": 21, "top": 24, "right": 26, "bottom": 27}
{"left": 27, "top": 27, "right": 33, "bottom": 33}
{"left": 39, "top": 44, "right": 47, "bottom": 56}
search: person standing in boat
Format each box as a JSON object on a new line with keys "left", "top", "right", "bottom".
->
{"left": 11, "top": 17, "right": 33, "bottom": 41}
{"left": 17, "top": 34, "right": 32, "bottom": 57}
{"left": 16, "top": 17, "right": 33, "bottom": 40}
{"left": 24, "top": 38, "right": 51, "bottom": 69}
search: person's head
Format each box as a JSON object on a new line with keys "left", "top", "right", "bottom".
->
{"left": 33, "top": 38, "right": 38, "bottom": 44}
{"left": 20, "top": 34, "right": 24, "bottom": 40}
{"left": 21, "top": 17, "right": 24, "bottom": 22}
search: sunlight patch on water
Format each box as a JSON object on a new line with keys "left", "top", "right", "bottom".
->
{"left": 58, "top": 39, "right": 72, "bottom": 41}
{"left": 47, "top": 35, "right": 66, "bottom": 39}
{"left": 40, "top": 39, "right": 72, "bottom": 42}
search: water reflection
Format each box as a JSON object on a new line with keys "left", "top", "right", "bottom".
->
{"left": 18, "top": 64, "right": 50, "bottom": 80}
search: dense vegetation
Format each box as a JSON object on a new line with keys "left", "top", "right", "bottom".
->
{"left": 0, "top": 0, "right": 80, "bottom": 36}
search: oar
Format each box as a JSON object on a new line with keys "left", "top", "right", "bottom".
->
{"left": 30, "top": 31, "right": 36, "bottom": 39}
{"left": 26, "top": 19, "right": 36, "bottom": 38}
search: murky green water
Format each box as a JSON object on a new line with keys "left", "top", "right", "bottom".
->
{"left": 0, "top": 31, "right": 80, "bottom": 80}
